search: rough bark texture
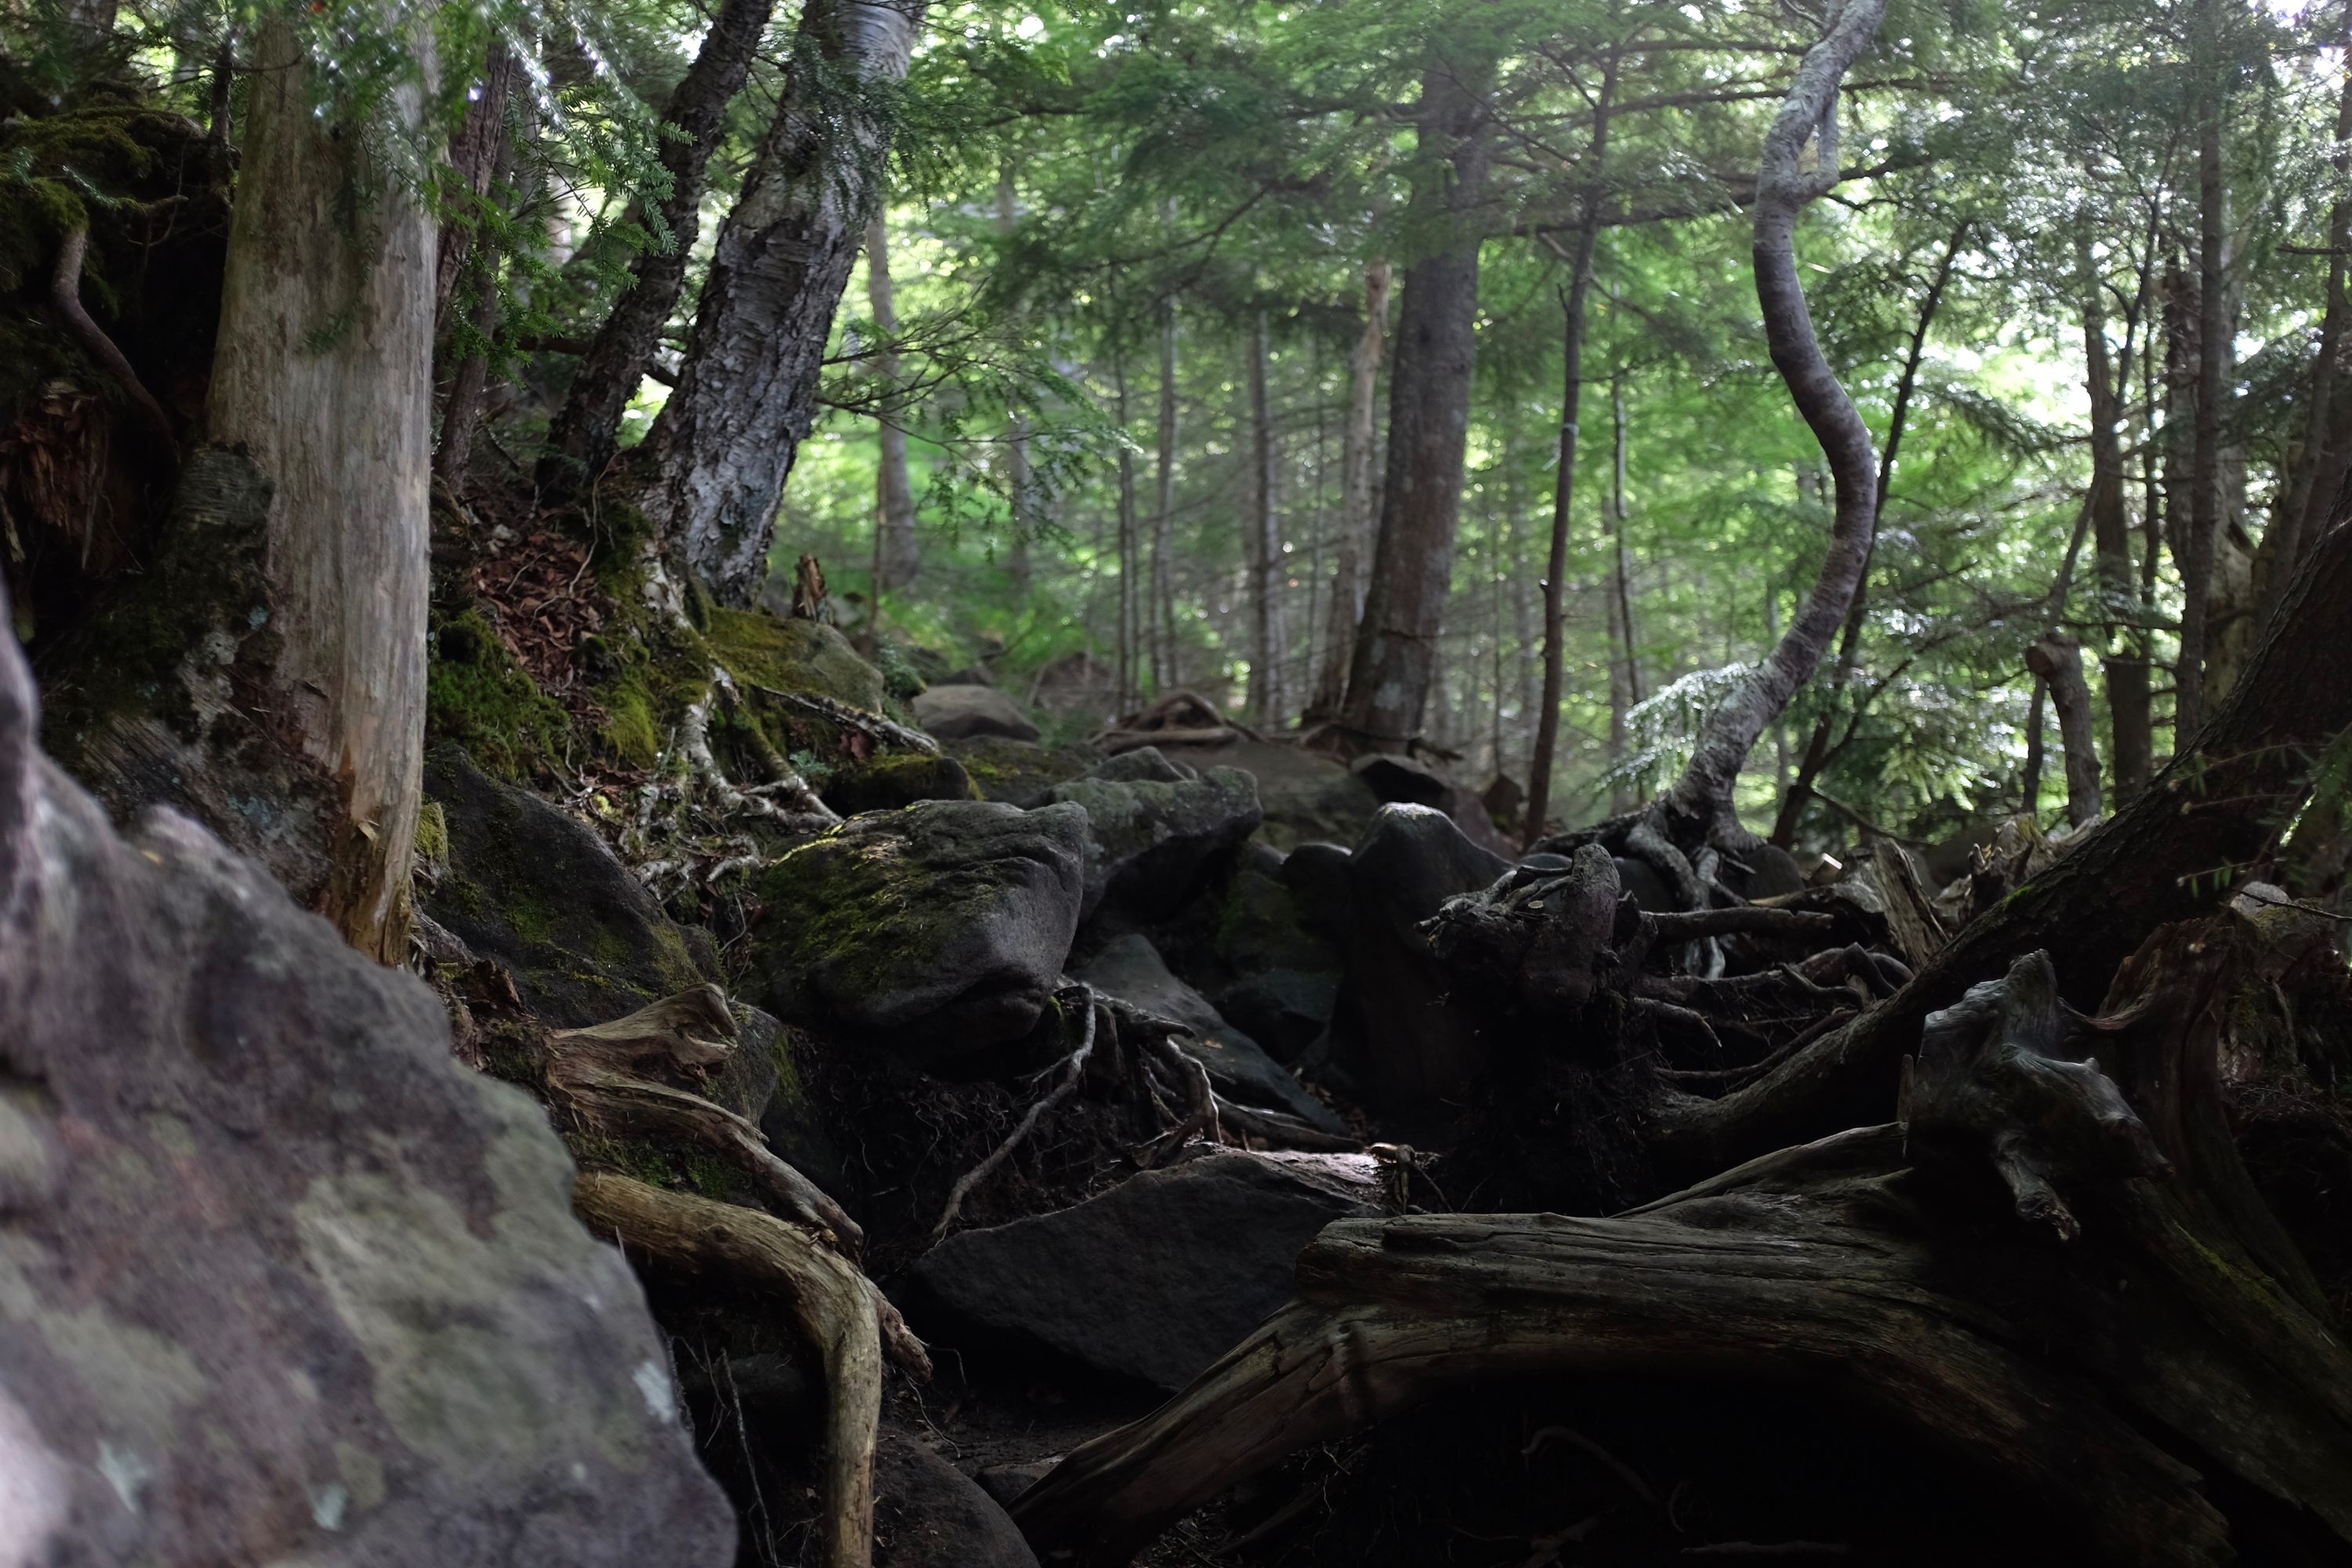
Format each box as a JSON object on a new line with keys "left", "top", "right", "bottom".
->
{"left": 1662, "top": 506, "right": 2352, "bottom": 1174}
{"left": 0, "top": 595, "right": 735, "bottom": 1565}
{"left": 432, "top": 40, "right": 522, "bottom": 338}
{"left": 641, "top": 0, "right": 924, "bottom": 604}
{"left": 1308, "top": 260, "right": 1388, "bottom": 721}
{"left": 1669, "top": 0, "right": 1888, "bottom": 849}
{"left": 540, "top": 0, "right": 780, "bottom": 498}
{"left": 866, "top": 214, "right": 920, "bottom": 590}
{"left": 203, "top": 17, "right": 434, "bottom": 961}
{"left": 1018, "top": 932, "right": 2352, "bottom": 1568}
{"left": 2025, "top": 633, "right": 2102, "bottom": 827}
{"left": 1338, "top": 57, "right": 1492, "bottom": 751}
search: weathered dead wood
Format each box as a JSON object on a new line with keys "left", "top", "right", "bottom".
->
{"left": 1014, "top": 931, "right": 2352, "bottom": 1567}
{"left": 1095, "top": 724, "right": 1240, "bottom": 756}
{"left": 574, "top": 1172, "right": 928, "bottom": 1568}
{"left": 747, "top": 681, "right": 940, "bottom": 753}
{"left": 1647, "top": 906, "right": 1836, "bottom": 941}
{"left": 547, "top": 987, "right": 865, "bottom": 1251}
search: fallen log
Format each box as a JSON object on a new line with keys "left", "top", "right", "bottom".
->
{"left": 1013, "top": 924, "right": 2352, "bottom": 1566}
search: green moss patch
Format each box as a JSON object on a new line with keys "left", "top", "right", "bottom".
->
{"left": 426, "top": 608, "right": 570, "bottom": 782}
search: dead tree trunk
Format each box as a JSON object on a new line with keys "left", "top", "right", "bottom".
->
{"left": 638, "top": 0, "right": 924, "bottom": 605}
{"left": 1666, "top": 0, "right": 1889, "bottom": 851}
{"left": 2025, "top": 633, "right": 2102, "bottom": 827}
{"left": 539, "top": 0, "right": 780, "bottom": 499}
{"left": 866, "top": 213, "right": 920, "bottom": 590}
{"left": 199, "top": 17, "right": 434, "bottom": 962}
{"left": 1337, "top": 56, "right": 1492, "bottom": 753}
{"left": 1307, "top": 260, "right": 1390, "bottom": 721}
{"left": 1662, "top": 503, "right": 2352, "bottom": 1174}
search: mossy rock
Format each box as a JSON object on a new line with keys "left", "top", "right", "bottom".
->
{"left": 425, "top": 608, "right": 569, "bottom": 782}
{"left": 819, "top": 752, "right": 980, "bottom": 816}
{"left": 746, "top": 799, "right": 1088, "bottom": 1069}
{"left": 945, "top": 735, "right": 1102, "bottom": 808}
{"left": 706, "top": 608, "right": 887, "bottom": 711}
{"left": 422, "top": 747, "right": 711, "bottom": 1027}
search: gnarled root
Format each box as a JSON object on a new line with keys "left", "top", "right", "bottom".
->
{"left": 573, "top": 1172, "right": 927, "bottom": 1568}
{"left": 1014, "top": 929, "right": 2352, "bottom": 1568}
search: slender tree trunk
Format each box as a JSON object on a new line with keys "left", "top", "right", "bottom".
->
{"left": 2027, "top": 635, "right": 2103, "bottom": 827}
{"left": 1607, "top": 374, "right": 1640, "bottom": 814}
{"left": 639, "top": 0, "right": 924, "bottom": 604}
{"left": 1152, "top": 299, "right": 1179, "bottom": 691}
{"left": 1339, "top": 56, "right": 1494, "bottom": 752}
{"left": 435, "top": 73, "right": 527, "bottom": 488}
{"left": 2084, "top": 233, "right": 2154, "bottom": 802}
{"left": 1309, "top": 260, "right": 1392, "bottom": 722}
{"left": 866, "top": 214, "right": 920, "bottom": 590}
{"left": 206, "top": 17, "right": 435, "bottom": 962}
{"left": 1523, "top": 56, "right": 1617, "bottom": 846}
{"left": 1769, "top": 220, "right": 1963, "bottom": 848}
{"left": 1668, "top": 0, "right": 1891, "bottom": 849}
{"left": 432, "top": 41, "right": 521, "bottom": 339}
{"left": 2178, "top": 5, "right": 2228, "bottom": 742}
{"left": 1245, "top": 311, "right": 1283, "bottom": 726}
{"left": 539, "top": 0, "right": 780, "bottom": 499}
{"left": 997, "top": 174, "right": 1034, "bottom": 592}
{"left": 2267, "top": 44, "right": 2352, "bottom": 622}
{"left": 1113, "top": 346, "right": 1139, "bottom": 712}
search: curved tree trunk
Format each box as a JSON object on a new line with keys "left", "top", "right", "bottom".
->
{"left": 639, "top": 0, "right": 924, "bottom": 605}
{"left": 1666, "top": 0, "right": 1888, "bottom": 849}
{"left": 538, "top": 0, "right": 781, "bottom": 499}
{"left": 1661, "top": 504, "right": 2352, "bottom": 1174}
{"left": 198, "top": 16, "right": 434, "bottom": 962}
{"left": 2026, "top": 633, "right": 2102, "bottom": 827}
{"left": 1338, "top": 55, "right": 1493, "bottom": 753}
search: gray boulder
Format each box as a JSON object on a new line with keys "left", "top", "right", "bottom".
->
{"left": 908, "top": 1150, "right": 1382, "bottom": 1389}
{"left": 423, "top": 746, "right": 712, "bottom": 1026}
{"left": 875, "top": 1428, "right": 1040, "bottom": 1568}
{"left": 0, "top": 628, "right": 731, "bottom": 1563}
{"left": 1046, "top": 752, "right": 1263, "bottom": 920}
{"left": 1334, "top": 804, "right": 1512, "bottom": 1121}
{"left": 913, "top": 683, "right": 1041, "bottom": 742}
{"left": 946, "top": 735, "right": 1102, "bottom": 808}
{"left": 1074, "top": 934, "right": 1342, "bottom": 1131}
{"left": 750, "top": 800, "right": 1087, "bottom": 1068}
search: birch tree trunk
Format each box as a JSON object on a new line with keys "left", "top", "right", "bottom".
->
{"left": 1666, "top": 0, "right": 1889, "bottom": 849}
{"left": 640, "top": 0, "right": 924, "bottom": 604}
{"left": 205, "top": 16, "right": 435, "bottom": 963}
{"left": 2083, "top": 231, "right": 2154, "bottom": 801}
{"left": 1308, "top": 260, "right": 1390, "bottom": 721}
{"left": 539, "top": 0, "right": 780, "bottom": 498}
{"left": 866, "top": 214, "right": 920, "bottom": 590}
{"left": 1338, "top": 58, "right": 1493, "bottom": 752}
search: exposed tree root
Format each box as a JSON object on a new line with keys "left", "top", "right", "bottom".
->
{"left": 746, "top": 681, "right": 939, "bottom": 754}
{"left": 930, "top": 985, "right": 1100, "bottom": 1243}
{"left": 1014, "top": 925, "right": 2352, "bottom": 1567}
{"left": 573, "top": 1171, "right": 928, "bottom": 1568}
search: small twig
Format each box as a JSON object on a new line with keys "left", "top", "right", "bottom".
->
{"left": 928, "top": 987, "right": 1097, "bottom": 1243}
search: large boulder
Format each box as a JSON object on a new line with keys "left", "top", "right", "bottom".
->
{"left": 1202, "top": 855, "right": 1344, "bottom": 1064}
{"left": 1334, "top": 804, "right": 1512, "bottom": 1120}
{"left": 1073, "top": 933, "right": 1342, "bottom": 1131}
{"left": 750, "top": 800, "right": 1087, "bottom": 1068}
{"left": 818, "top": 751, "right": 979, "bottom": 816}
{"left": 907, "top": 1150, "right": 1383, "bottom": 1390}
{"left": 947, "top": 735, "right": 1102, "bottom": 808}
{"left": 1351, "top": 751, "right": 1513, "bottom": 855}
{"left": 0, "top": 629, "right": 732, "bottom": 1563}
{"left": 913, "top": 684, "right": 1041, "bottom": 742}
{"left": 874, "top": 1428, "right": 1040, "bottom": 1568}
{"left": 1045, "top": 750, "right": 1264, "bottom": 921}
{"left": 706, "top": 606, "right": 888, "bottom": 712}
{"left": 1186, "top": 739, "right": 1381, "bottom": 850}
{"left": 422, "top": 747, "right": 711, "bottom": 1027}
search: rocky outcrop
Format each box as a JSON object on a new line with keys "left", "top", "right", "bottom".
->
{"left": 0, "top": 624, "right": 733, "bottom": 1564}
{"left": 1073, "top": 934, "right": 1341, "bottom": 1130}
{"left": 706, "top": 607, "right": 889, "bottom": 712}
{"left": 750, "top": 800, "right": 1088, "bottom": 1068}
{"left": 948, "top": 735, "right": 1102, "bottom": 808}
{"left": 1046, "top": 750, "right": 1263, "bottom": 921}
{"left": 422, "top": 746, "right": 713, "bottom": 1027}
{"left": 1333, "top": 804, "right": 1512, "bottom": 1120}
{"left": 907, "top": 1151, "right": 1383, "bottom": 1390}
{"left": 1200, "top": 844, "right": 1346, "bottom": 1063}
{"left": 819, "top": 752, "right": 980, "bottom": 815}
{"left": 1351, "top": 751, "right": 1512, "bottom": 855}
{"left": 913, "top": 684, "right": 1041, "bottom": 742}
